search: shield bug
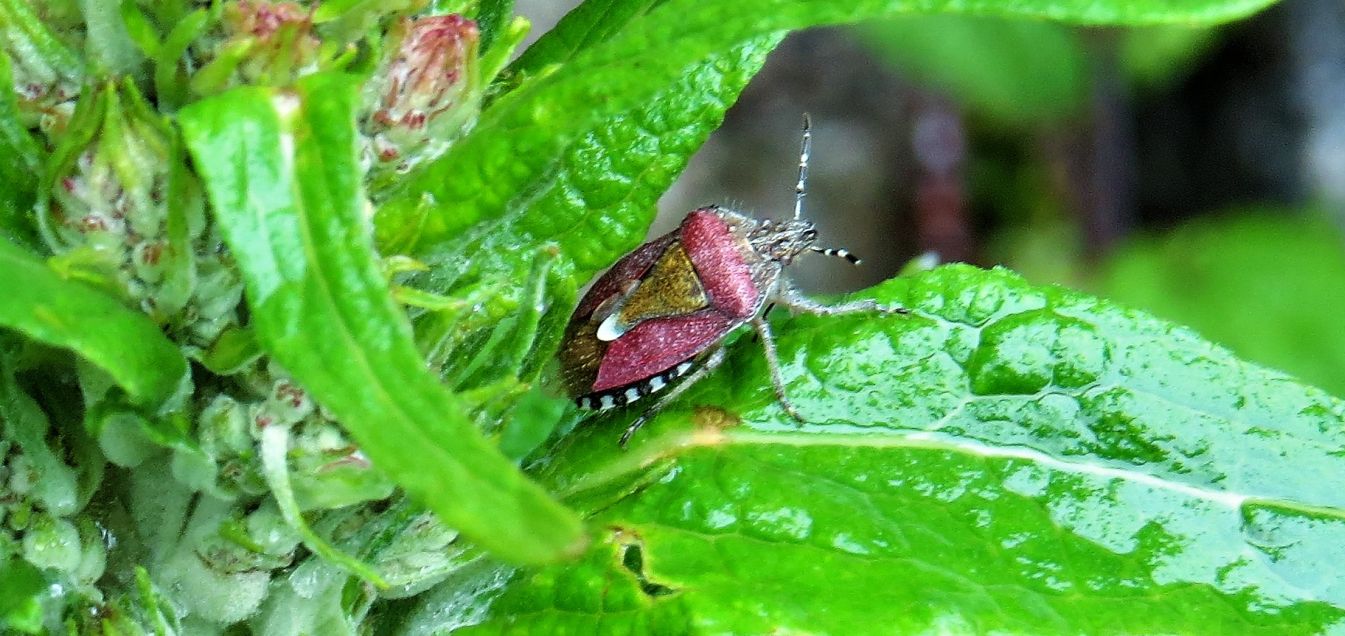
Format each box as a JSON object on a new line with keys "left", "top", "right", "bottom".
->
{"left": 559, "top": 115, "right": 908, "bottom": 445}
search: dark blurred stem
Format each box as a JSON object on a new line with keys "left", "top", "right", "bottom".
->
{"left": 1077, "top": 28, "right": 1136, "bottom": 257}
{"left": 910, "top": 92, "right": 972, "bottom": 263}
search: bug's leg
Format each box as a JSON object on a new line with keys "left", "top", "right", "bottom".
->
{"left": 619, "top": 347, "right": 728, "bottom": 447}
{"left": 751, "top": 316, "right": 805, "bottom": 424}
{"left": 774, "top": 280, "right": 910, "bottom": 316}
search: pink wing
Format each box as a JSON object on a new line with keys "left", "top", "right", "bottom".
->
{"left": 593, "top": 309, "right": 738, "bottom": 392}
{"left": 680, "top": 209, "right": 759, "bottom": 318}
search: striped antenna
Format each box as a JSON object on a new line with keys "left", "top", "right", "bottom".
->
{"left": 793, "top": 114, "right": 812, "bottom": 220}
{"left": 810, "top": 246, "right": 862, "bottom": 265}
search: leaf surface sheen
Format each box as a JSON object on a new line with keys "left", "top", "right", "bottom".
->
{"left": 468, "top": 265, "right": 1345, "bottom": 633}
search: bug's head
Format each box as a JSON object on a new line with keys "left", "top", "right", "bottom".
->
{"left": 748, "top": 217, "right": 818, "bottom": 264}
{"left": 753, "top": 113, "right": 822, "bottom": 265}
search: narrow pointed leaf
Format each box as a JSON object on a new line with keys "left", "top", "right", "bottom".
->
{"left": 0, "top": 238, "right": 187, "bottom": 407}
{"left": 178, "top": 73, "right": 585, "bottom": 566}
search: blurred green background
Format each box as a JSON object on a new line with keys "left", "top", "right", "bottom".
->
{"left": 520, "top": 0, "right": 1345, "bottom": 399}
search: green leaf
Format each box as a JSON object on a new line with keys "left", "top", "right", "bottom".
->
{"left": 0, "top": 238, "right": 189, "bottom": 408}
{"left": 464, "top": 265, "right": 1345, "bottom": 632}
{"left": 1120, "top": 25, "right": 1217, "bottom": 89}
{"left": 177, "top": 73, "right": 586, "bottom": 566}
{"left": 0, "top": 52, "right": 42, "bottom": 251}
{"left": 1097, "top": 211, "right": 1345, "bottom": 399}
{"left": 0, "top": 557, "right": 43, "bottom": 634}
{"left": 376, "top": 0, "right": 1269, "bottom": 259}
{"left": 377, "top": 0, "right": 1275, "bottom": 283}
{"left": 857, "top": 16, "right": 1089, "bottom": 124}
{"left": 507, "top": 0, "right": 660, "bottom": 76}
{"left": 473, "top": 0, "right": 516, "bottom": 52}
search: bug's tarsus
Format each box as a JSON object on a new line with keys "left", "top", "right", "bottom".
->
{"left": 618, "top": 348, "right": 728, "bottom": 448}
{"left": 752, "top": 317, "right": 805, "bottom": 424}
{"left": 618, "top": 415, "right": 647, "bottom": 448}
{"left": 793, "top": 114, "right": 812, "bottom": 221}
{"left": 810, "top": 246, "right": 862, "bottom": 266}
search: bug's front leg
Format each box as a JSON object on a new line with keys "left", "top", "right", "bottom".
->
{"left": 751, "top": 316, "right": 805, "bottom": 424}
{"left": 773, "top": 280, "right": 910, "bottom": 316}
{"left": 619, "top": 347, "right": 728, "bottom": 447}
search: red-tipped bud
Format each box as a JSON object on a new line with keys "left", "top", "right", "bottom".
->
{"left": 194, "top": 1, "right": 322, "bottom": 93}
{"left": 361, "top": 15, "right": 482, "bottom": 189}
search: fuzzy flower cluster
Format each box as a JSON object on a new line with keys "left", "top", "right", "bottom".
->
{"left": 0, "top": 1, "right": 515, "bottom": 632}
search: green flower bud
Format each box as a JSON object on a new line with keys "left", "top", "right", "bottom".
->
{"left": 39, "top": 78, "right": 244, "bottom": 347}
{"left": 20, "top": 512, "right": 79, "bottom": 572}
{"left": 196, "top": 503, "right": 298, "bottom": 574}
{"left": 287, "top": 417, "right": 393, "bottom": 510}
{"left": 191, "top": 1, "right": 322, "bottom": 95}
{"left": 189, "top": 243, "right": 246, "bottom": 345}
{"left": 6, "top": 453, "right": 33, "bottom": 498}
{"left": 5, "top": 501, "right": 30, "bottom": 534}
{"left": 369, "top": 510, "right": 462, "bottom": 598}
{"left": 71, "top": 518, "right": 106, "bottom": 586}
{"left": 361, "top": 15, "right": 481, "bottom": 192}
{"left": 245, "top": 499, "right": 302, "bottom": 557}
{"left": 40, "top": 79, "right": 173, "bottom": 304}
{"left": 199, "top": 394, "right": 266, "bottom": 496}
{"left": 0, "top": 0, "right": 84, "bottom": 134}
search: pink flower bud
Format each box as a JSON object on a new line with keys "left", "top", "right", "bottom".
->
{"left": 361, "top": 15, "right": 482, "bottom": 189}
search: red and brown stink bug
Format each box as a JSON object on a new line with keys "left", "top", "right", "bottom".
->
{"left": 559, "top": 115, "right": 909, "bottom": 445}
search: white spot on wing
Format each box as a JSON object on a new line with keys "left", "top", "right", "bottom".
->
{"left": 595, "top": 313, "right": 626, "bottom": 342}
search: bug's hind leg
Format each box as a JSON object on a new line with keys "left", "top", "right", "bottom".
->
{"left": 619, "top": 347, "right": 728, "bottom": 447}
{"left": 774, "top": 280, "right": 910, "bottom": 316}
{"left": 751, "top": 316, "right": 804, "bottom": 424}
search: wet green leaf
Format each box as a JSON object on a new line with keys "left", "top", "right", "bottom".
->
{"left": 178, "top": 73, "right": 585, "bottom": 566}
{"left": 466, "top": 265, "right": 1345, "bottom": 633}
{"left": 1098, "top": 212, "right": 1345, "bottom": 399}
{"left": 0, "top": 238, "right": 189, "bottom": 408}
